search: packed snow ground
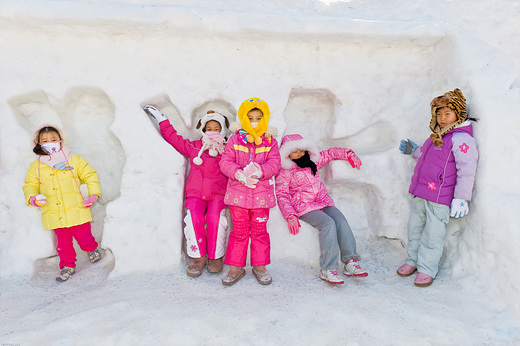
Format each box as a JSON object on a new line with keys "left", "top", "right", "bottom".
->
{"left": 1, "top": 0, "right": 520, "bottom": 345}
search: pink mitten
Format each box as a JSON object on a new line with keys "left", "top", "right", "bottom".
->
{"left": 29, "top": 194, "right": 47, "bottom": 207}
{"left": 287, "top": 215, "right": 301, "bottom": 235}
{"left": 347, "top": 150, "right": 362, "bottom": 170}
{"left": 235, "top": 170, "right": 259, "bottom": 189}
{"left": 82, "top": 195, "right": 98, "bottom": 208}
{"left": 243, "top": 162, "right": 263, "bottom": 179}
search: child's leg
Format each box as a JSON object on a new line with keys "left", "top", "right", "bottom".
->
{"left": 224, "top": 206, "right": 250, "bottom": 267}
{"left": 323, "top": 206, "right": 360, "bottom": 263}
{"left": 416, "top": 201, "right": 450, "bottom": 278}
{"left": 205, "top": 198, "right": 227, "bottom": 260}
{"left": 405, "top": 197, "right": 428, "bottom": 267}
{"left": 71, "top": 222, "right": 98, "bottom": 252}
{"left": 184, "top": 197, "right": 209, "bottom": 258}
{"left": 249, "top": 208, "right": 270, "bottom": 266}
{"left": 300, "top": 209, "right": 340, "bottom": 270}
{"left": 54, "top": 227, "right": 77, "bottom": 269}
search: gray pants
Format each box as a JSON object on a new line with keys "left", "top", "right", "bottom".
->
{"left": 405, "top": 197, "right": 450, "bottom": 278}
{"left": 300, "top": 206, "right": 360, "bottom": 270}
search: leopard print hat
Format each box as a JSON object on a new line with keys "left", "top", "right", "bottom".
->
{"left": 429, "top": 88, "right": 468, "bottom": 147}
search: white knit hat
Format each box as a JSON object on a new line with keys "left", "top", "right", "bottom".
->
{"left": 192, "top": 110, "right": 229, "bottom": 165}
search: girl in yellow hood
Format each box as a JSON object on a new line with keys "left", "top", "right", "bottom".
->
{"left": 219, "top": 97, "right": 281, "bottom": 286}
{"left": 23, "top": 125, "right": 102, "bottom": 282}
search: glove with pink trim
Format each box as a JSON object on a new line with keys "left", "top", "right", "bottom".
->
{"left": 243, "top": 162, "right": 263, "bottom": 179}
{"left": 29, "top": 194, "right": 47, "bottom": 207}
{"left": 235, "top": 170, "right": 259, "bottom": 189}
{"left": 82, "top": 195, "right": 98, "bottom": 208}
{"left": 347, "top": 150, "right": 362, "bottom": 170}
{"left": 287, "top": 214, "right": 301, "bottom": 235}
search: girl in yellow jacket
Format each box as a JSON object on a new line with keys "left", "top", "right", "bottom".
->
{"left": 23, "top": 125, "right": 102, "bottom": 282}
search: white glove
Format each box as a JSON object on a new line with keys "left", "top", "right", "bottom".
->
{"left": 450, "top": 198, "right": 469, "bottom": 218}
{"left": 243, "top": 162, "right": 262, "bottom": 179}
{"left": 235, "top": 170, "right": 259, "bottom": 188}
{"left": 143, "top": 105, "right": 168, "bottom": 123}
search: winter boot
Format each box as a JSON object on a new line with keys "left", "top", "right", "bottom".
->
{"left": 186, "top": 256, "right": 207, "bottom": 277}
{"left": 397, "top": 263, "right": 417, "bottom": 277}
{"left": 344, "top": 259, "right": 368, "bottom": 277}
{"left": 252, "top": 266, "right": 272, "bottom": 285}
{"left": 207, "top": 257, "right": 224, "bottom": 273}
{"left": 414, "top": 272, "right": 433, "bottom": 287}
{"left": 319, "top": 269, "right": 344, "bottom": 284}
{"left": 88, "top": 248, "right": 102, "bottom": 264}
{"left": 56, "top": 266, "right": 75, "bottom": 282}
{"left": 222, "top": 266, "right": 246, "bottom": 286}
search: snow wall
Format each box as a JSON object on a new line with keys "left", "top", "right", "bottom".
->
{"left": 0, "top": 2, "right": 519, "bottom": 318}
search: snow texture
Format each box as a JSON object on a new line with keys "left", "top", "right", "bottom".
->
{"left": 1, "top": 0, "right": 519, "bottom": 344}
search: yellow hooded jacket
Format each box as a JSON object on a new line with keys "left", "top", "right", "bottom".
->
{"left": 23, "top": 155, "right": 101, "bottom": 230}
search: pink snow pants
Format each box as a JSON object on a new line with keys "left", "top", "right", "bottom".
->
{"left": 224, "top": 206, "right": 270, "bottom": 267}
{"left": 185, "top": 197, "right": 226, "bottom": 260}
{"left": 54, "top": 222, "right": 98, "bottom": 269}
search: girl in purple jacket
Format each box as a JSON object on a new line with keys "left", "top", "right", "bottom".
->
{"left": 219, "top": 97, "right": 281, "bottom": 286}
{"left": 275, "top": 134, "right": 367, "bottom": 285}
{"left": 144, "top": 105, "right": 230, "bottom": 277}
{"left": 397, "top": 88, "right": 478, "bottom": 287}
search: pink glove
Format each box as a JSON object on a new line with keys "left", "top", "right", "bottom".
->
{"left": 287, "top": 215, "right": 301, "bottom": 235}
{"left": 347, "top": 150, "right": 362, "bottom": 170}
{"left": 82, "top": 195, "right": 98, "bottom": 208}
{"left": 29, "top": 194, "right": 47, "bottom": 207}
{"left": 243, "top": 162, "right": 263, "bottom": 179}
{"left": 235, "top": 170, "right": 259, "bottom": 189}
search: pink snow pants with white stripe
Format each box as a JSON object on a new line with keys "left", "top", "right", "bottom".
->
{"left": 224, "top": 206, "right": 270, "bottom": 267}
{"left": 54, "top": 222, "right": 98, "bottom": 269}
{"left": 185, "top": 197, "right": 227, "bottom": 260}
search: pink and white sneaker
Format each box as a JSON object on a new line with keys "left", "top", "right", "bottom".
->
{"left": 344, "top": 259, "right": 368, "bottom": 277}
{"left": 320, "top": 270, "right": 344, "bottom": 284}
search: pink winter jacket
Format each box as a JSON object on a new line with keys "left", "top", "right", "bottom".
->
{"left": 276, "top": 140, "right": 354, "bottom": 220}
{"left": 160, "top": 120, "right": 227, "bottom": 200}
{"left": 219, "top": 133, "right": 281, "bottom": 209}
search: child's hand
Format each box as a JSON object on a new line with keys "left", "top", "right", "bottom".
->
{"left": 235, "top": 170, "right": 259, "bottom": 188}
{"left": 29, "top": 194, "right": 47, "bottom": 207}
{"left": 143, "top": 105, "right": 168, "bottom": 123}
{"left": 82, "top": 195, "right": 98, "bottom": 208}
{"left": 399, "top": 139, "right": 418, "bottom": 155}
{"left": 287, "top": 215, "right": 300, "bottom": 235}
{"left": 450, "top": 198, "right": 469, "bottom": 218}
{"left": 347, "top": 150, "right": 362, "bottom": 170}
{"left": 243, "top": 162, "right": 263, "bottom": 179}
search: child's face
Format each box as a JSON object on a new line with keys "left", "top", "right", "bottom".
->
{"left": 247, "top": 109, "right": 263, "bottom": 124}
{"left": 204, "top": 120, "right": 221, "bottom": 133}
{"left": 39, "top": 131, "right": 61, "bottom": 144}
{"left": 289, "top": 148, "right": 305, "bottom": 160}
{"left": 436, "top": 107, "right": 457, "bottom": 128}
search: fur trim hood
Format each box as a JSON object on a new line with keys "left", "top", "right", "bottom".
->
{"left": 279, "top": 134, "right": 320, "bottom": 170}
{"left": 429, "top": 88, "right": 468, "bottom": 147}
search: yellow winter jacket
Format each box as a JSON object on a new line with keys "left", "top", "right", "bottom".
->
{"left": 23, "top": 154, "right": 101, "bottom": 230}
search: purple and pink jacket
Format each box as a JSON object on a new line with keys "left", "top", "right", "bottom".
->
{"left": 409, "top": 121, "right": 478, "bottom": 206}
{"left": 275, "top": 135, "right": 354, "bottom": 220}
{"left": 219, "top": 133, "right": 281, "bottom": 209}
{"left": 160, "top": 120, "right": 227, "bottom": 200}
